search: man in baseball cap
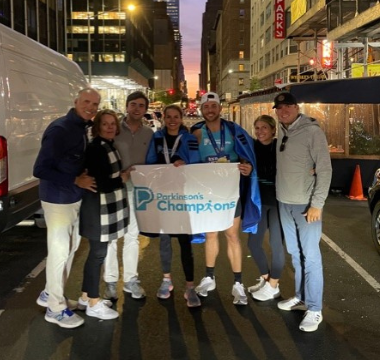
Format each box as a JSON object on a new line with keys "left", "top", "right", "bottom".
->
{"left": 200, "top": 92, "right": 220, "bottom": 105}
{"left": 272, "top": 92, "right": 297, "bottom": 109}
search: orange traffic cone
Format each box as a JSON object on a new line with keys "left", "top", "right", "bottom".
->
{"left": 347, "top": 165, "right": 367, "bottom": 200}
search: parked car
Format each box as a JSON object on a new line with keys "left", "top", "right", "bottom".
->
{"left": 368, "top": 168, "right": 380, "bottom": 254}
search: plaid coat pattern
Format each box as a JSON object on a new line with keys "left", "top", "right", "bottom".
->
{"left": 99, "top": 140, "right": 128, "bottom": 242}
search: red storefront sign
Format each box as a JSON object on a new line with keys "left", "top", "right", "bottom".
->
{"left": 321, "top": 40, "right": 333, "bottom": 69}
{"left": 274, "top": 0, "right": 285, "bottom": 39}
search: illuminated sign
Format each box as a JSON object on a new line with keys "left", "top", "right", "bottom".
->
{"left": 351, "top": 63, "right": 380, "bottom": 77}
{"left": 321, "top": 40, "right": 333, "bottom": 69}
{"left": 274, "top": 0, "right": 285, "bottom": 39}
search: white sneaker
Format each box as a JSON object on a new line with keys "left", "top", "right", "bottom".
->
{"left": 77, "top": 297, "right": 113, "bottom": 311}
{"left": 252, "top": 282, "right": 280, "bottom": 301}
{"left": 86, "top": 300, "right": 119, "bottom": 320}
{"left": 248, "top": 278, "right": 266, "bottom": 293}
{"left": 45, "top": 307, "right": 84, "bottom": 329}
{"left": 195, "top": 276, "right": 216, "bottom": 297}
{"left": 299, "top": 310, "right": 323, "bottom": 332}
{"left": 232, "top": 282, "right": 248, "bottom": 305}
{"left": 277, "top": 296, "right": 307, "bottom": 311}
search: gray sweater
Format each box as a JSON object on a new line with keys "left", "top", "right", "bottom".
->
{"left": 114, "top": 118, "right": 153, "bottom": 170}
{"left": 276, "top": 114, "right": 332, "bottom": 209}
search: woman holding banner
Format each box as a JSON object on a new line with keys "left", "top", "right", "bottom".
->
{"left": 145, "top": 104, "right": 201, "bottom": 307}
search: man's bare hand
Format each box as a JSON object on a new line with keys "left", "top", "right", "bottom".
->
{"left": 303, "top": 207, "right": 322, "bottom": 223}
{"left": 238, "top": 162, "right": 252, "bottom": 176}
{"left": 75, "top": 170, "right": 97, "bottom": 192}
{"left": 173, "top": 160, "right": 186, "bottom": 167}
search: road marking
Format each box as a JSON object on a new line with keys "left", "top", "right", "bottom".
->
{"left": 26, "top": 258, "right": 47, "bottom": 279}
{"left": 322, "top": 233, "right": 380, "bottom": 292}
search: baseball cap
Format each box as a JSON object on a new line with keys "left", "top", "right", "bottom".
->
{"left": 273, "top": 92, "right": 297, "bottom": 109}
{"left": 200, "top": 92, "right": 220, "bottom": 105}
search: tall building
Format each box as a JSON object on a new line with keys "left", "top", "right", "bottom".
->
{"left": 200, "top": 0, "right": 223, "bottom": 93}
{"left": 0, "top": 0, "right": 66, "bottom": 53}
{"left": 155, "top": 0, "right": 185, "bottom": 94}
{"left": 216, "top": 0, "right": 251, "bottom": 102}
{"left": 153, "top": 1, "right": 176, "bottom": 92}
{"left": 66, "top": 0, "right": 155, "bottom": 108}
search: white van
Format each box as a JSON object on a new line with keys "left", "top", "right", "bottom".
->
{"left": 0, "top": 24, "right": 88, "bottom": 233}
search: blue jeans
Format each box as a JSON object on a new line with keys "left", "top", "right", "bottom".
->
{"left": 279, "top": 202, "right": 323, "bottom": 311}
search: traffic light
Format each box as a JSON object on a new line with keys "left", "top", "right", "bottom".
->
{"left": 167, "top": 89, "right": 174, "bottom": 95}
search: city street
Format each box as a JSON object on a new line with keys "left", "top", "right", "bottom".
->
{"left": 0, "top": 194, "right": 379, "bottom": 360}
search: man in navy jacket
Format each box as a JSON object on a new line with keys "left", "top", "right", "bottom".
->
{"left": 33, "top": 88, "right": 100, "bottom": 328}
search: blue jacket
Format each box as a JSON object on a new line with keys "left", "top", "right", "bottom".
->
{"left": 33, "top": 108, "right": 89, "bottom": 204}
{"left": 191, "top": 119, "right": 261, "bottom": 233}
{"left": 145, "top": 127, "right": 201, "bottom": 165}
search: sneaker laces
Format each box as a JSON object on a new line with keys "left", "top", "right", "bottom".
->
{"left": 304, "top": 310, "right": 321, "bottom": 322}
{"left": 234, "top": 282, "right": 246, "bottom": 295}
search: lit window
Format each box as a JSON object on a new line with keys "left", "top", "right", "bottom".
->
{"left": 239, "top": 78, "right": 244, "bottom": 85}
{"left": 99, "top": 26, "right": 125, "bottom": 34}
{"left": 239, "top": 64, "right": 245, "bottom": 71}
{"left": 239, "top": 51, "right": 244, "bottom": 59}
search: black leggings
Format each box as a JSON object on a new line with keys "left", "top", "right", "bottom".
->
{"left": 247, "top": 203, "right": 285, "bottom": 279}
{"left": 82, "top": 239, "right": 108, "bottom": 298}
{"left": 159, "top": 234, "right": 194, "bottom": 282}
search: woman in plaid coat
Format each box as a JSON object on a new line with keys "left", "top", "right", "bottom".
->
{"left": 79, "top": 109, "right": 129, "bottom": 320}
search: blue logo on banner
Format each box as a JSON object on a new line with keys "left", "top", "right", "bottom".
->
{"left": 134, "top": 186, "right": 236, "bottom": 214}
{"left": 135, "top": 187, "right": 154, "bottom": 210}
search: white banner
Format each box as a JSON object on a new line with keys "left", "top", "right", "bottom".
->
{"left": 130, "top": 163, "right": 240, "bottom": 234}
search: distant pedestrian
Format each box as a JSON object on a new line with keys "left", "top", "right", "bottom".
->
{"left": 103, "top": 91, "right": 153, "bottom": 301}
{"left": 248, "top": 115, "right": 285, "bottom": 301}
{"left": 146, "top": 104, "right": 201, "bottom": 307}
{"left": 191, "top": 92, "right": 261, "bottom": 305}
{"left": 273, "top": 92, "right": 332, "bottom": 332}
{"left": 34, "top": 88, "right": 100, "bottom": 328}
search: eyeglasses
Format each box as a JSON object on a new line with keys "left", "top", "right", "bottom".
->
{"left": 279, "top": 136, "right": 288, "bottom": 152}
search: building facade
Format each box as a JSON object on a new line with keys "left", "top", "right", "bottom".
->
{"left": 66, "top": 0, "right": 155, "bottom": 109}
{"left": 0, "top": 0, "right": 66, "bottom": 53}
{"left": 216, "top": 0, "right": 251, "bottom": 102}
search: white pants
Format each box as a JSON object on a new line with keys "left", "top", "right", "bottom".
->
{"left": 103, "top": 185, "right": 140, "bottom": 283}
{"left": 42, "top": 201, "right": 82, "bottom": 312}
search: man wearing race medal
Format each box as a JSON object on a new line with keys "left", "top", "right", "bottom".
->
{"left": 191, "top": 92, "right": 261, "bottom": 305}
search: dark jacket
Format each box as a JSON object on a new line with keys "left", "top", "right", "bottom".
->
{"left": 254, "top": 138, "right": 277, "bottom": 206}
{"left": 79, "top": 137, "right": 127, "bottom": 241}
{"left": 33, "top": 108, "right": 89, "bottom": 204}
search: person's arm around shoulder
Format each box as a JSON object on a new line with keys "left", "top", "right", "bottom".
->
{"left": 305, "top": 127, "right": 332, "bottom": 223}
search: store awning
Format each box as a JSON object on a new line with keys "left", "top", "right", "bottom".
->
{"left": 289, "top": 77, "right": 380, "bottom": 104}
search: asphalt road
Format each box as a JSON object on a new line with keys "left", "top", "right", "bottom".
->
{"left": 0, "top": 194, "right": 379, "bottom": 360}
